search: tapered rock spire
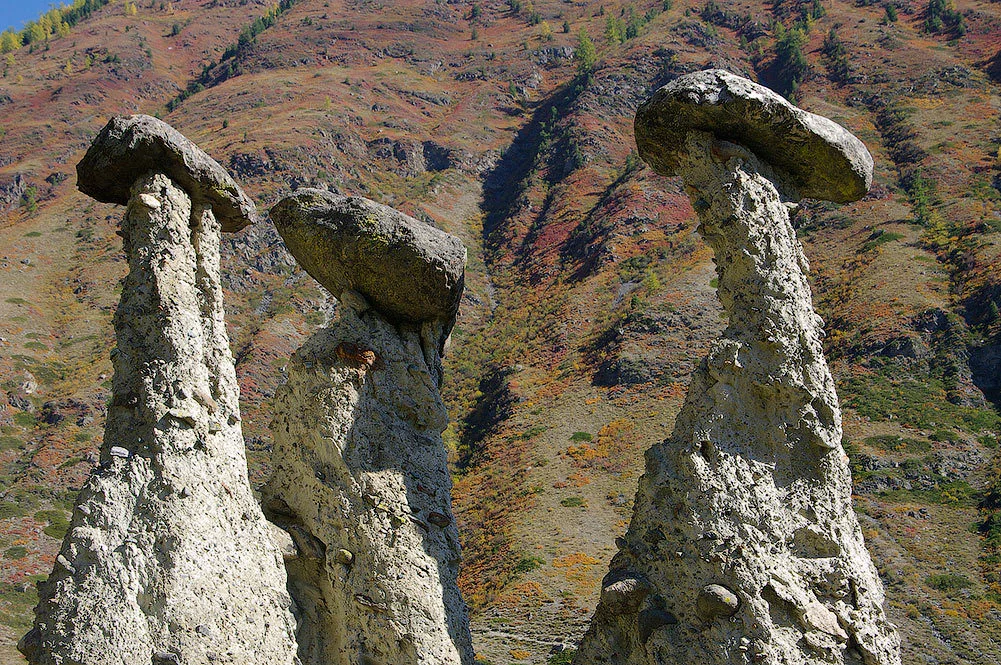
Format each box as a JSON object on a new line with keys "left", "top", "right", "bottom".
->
{"left": 262, "top": 189, "right": 474, "bottom": 665}
{"left": 574, "top": 71, "right": 901, "bottom": 665}
{"left": 20, "top": 116, "right": 298, "bottom": 665}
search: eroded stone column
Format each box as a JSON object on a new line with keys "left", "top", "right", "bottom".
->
{"left": 574, "top": 71, "right": 901, "bottom": 665}
{"left": 21, "top": 116, "right": 298, "bottom": 665}
{"left": 261, "top": 190, "right": 474, "bottom": 665}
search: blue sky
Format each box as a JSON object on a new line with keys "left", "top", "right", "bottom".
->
{"left": 0, "top": 1, "right": 60, "bottom": 33}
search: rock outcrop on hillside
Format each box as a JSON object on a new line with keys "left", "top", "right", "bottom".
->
{"left": 20, "top": 116, "right": 298, "bottom": 665}
{"left": 574, "top": 71, "right": 901, "bottom": 665}
{"left": 262, "top": 190, "right": 474, "bottom": 665}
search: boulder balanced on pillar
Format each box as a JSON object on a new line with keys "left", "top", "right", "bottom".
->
{"left": 262, "top": 189, "right": 474, "bottom": 665}
{"left": 574, "top": 71, "right": 901, "bottom": 665}
{"left": 20, "top": 115, "right": 298, "bottom": 665}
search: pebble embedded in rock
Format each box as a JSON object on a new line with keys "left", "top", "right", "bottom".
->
{"left": 427, "top": 511, "right": 451, "bottom": 528}
{"left": 696, "top": 584, "right": 739, "bottom": 621}
{"left": 598, "top": 570, "right": 649, "bottom": 614}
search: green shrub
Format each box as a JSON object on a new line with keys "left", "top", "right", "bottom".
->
{"left": 514, "top": 556, "right": 545, "bottom": 573}
{"left": 0, "top": 435, "right": 21, "bottom": 451}
{"left": 929, "top": 429, "right": 960, "bottom": 444}
{"left": 548, "top": 650, "right": 576, "bottom": 665}
{"left": 570, "top": 431, "right": 593, "bottom": 442}
{"left": 879, "top": 480, "right": 978, "bottom": 507}
{"left": 35, "top": 509, "right": 70, "bottom": 540}
{"left": 560, "top": 496, "right": 585, "bottom": 507}
{"left": 0, "top": 502, "right": 25, "bottom": 520}
{"left": 0, "top": 579, "right": 39, "bottom": 631}
{"left": 3, "top": 546, "right": 26, "bottom": 559}
{"left": 926, "top": 573, "right": 972, "bottom": 591}
{"left": 861, "top": 230, "right": 904, "bottom": 252}
{"left": 13, "top": 412, "right": 36, "bottom": 428}
{"left": 844, "top": 369, "right": 1001, "bottom": 433}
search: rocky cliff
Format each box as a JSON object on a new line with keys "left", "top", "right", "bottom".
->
{"left": 574, "top": 72, "right": 900, "bottom": 665}
{"left": 20, "top": 119, "right": 298, "bottom": 665}
{"left": 262, "top": 191, "right": 473, "bottom": 665}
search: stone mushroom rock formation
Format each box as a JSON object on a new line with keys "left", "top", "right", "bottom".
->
{"left": 574, "top": 70, "right": 901, "bottom": 665}
{"left": 270, "top": 190, "right": 465, "bottom": 328}
{"left": 20, "top": 116, "right": 298, "bottom": 665}
{"left": 262, "top": 190, "right": 474, "bottom": 665}
{"left": 76, "top": 114, "right": 260, "bottom": 232}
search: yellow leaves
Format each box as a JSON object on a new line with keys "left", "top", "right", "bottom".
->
{"left": 911, "top": 97, "right": 944, "bottom": 110}
{"left": 553, "top": 552, "right": 601, "bottom": 568}
{"left": 0, "top": 30, "right": 21, "bottom": 53}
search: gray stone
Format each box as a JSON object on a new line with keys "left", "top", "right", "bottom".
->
{"left": 76, "top": 115, "right": 259, "bottom": 232}
{"left": 695, "top": 584, "right": 739, "bottom": 621}
{"left": 262, "top": 303, "right": 473, "bottom": 665}
{"left": 270, "top": 189, "right": 465, "bottom": 328}
{"left": 23, "top": 173, "right": 297, "bottom": 665}
{"left": 598, "top": 570, "right": 650, "bottom": 614}
{"left": 634, "top": 69, "right": 873, "bottom": 203}
{"left": 574, "top": 73, "right": 899, "bottom": 665}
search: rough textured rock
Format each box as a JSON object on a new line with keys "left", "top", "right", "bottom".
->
{"left": 20, "top": 172, "right": 297, "bottom": 665}
{"left": 270, "top": 189, "right": 466, "bottom": 331}
{"left": 262, "top": 302, "right": 474, "bottom": 665}
{"left": 634, "top": 69, "right": 873, "bottom": 203}
{"left": 76, "top": 115, "right": 260, "bottom": 231}
{"left": 575, "top": 74, "right": 900, "bottom": 665}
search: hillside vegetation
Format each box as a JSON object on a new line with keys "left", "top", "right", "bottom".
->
{"left": 1, "top": 0, "right": 1000, "bottom": 663}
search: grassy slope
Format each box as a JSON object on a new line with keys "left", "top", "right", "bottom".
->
{"left": 1, "top": 0, "right": 1000, "bottom": 663}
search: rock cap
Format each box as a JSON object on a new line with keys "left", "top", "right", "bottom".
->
{"left": 77, "top": 114, "right": 259, "bottom": 231}
{"left": 270, "top": 189, "right": 466, "bottom": 325}
{"left": 635, "top": 69, "right": 873, "bottom": 203}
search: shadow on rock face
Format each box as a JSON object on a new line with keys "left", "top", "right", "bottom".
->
{"left": 262, "top": 306, "right": 474, "bottom": 665}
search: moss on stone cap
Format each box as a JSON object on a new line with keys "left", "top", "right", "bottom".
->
{"left": 271, "top": 189, "right": 466, "bottom": 326}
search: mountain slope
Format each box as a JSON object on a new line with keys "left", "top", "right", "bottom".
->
{"left": 1, "top": 1, "right": 1000, "bottom": 663}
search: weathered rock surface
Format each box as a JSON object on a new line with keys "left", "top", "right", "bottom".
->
{"left": 575, "top": 74, "right": 900, "bottom": 665}
{"left": 634, "top": 69, "right": 873, "bottom": 203}
{"left": 21, "top": 172, "right": 297, "bottom": 665}
{"left": 270, "top": 189, "right": 466, "bottom": 330}
{"left": 76, "top": 115, "right": 260, "bottom": 231}
{"left": 262, "top": 303, "right": 474, "bottom": 665}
